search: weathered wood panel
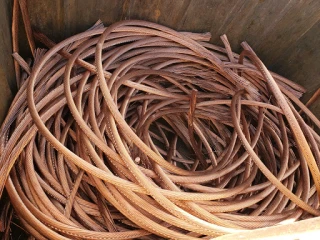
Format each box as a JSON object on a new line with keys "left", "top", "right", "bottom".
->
{"left": 0, "top": 0, "right": 13, "bottom": 124}
{"left": 0, "top": 0, "right": 320, "bottom": 123}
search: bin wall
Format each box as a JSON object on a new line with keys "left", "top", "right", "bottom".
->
{"left": 1, "top": 0, "right": 320, "bottom": 123}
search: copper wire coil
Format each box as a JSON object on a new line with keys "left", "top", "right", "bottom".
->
{"left": 0, "top": 19, "right": 320, "bottom": 239}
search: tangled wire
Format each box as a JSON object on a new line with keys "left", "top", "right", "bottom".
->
{"left": 1, "top": 18, "right": 320, "bottom": 239}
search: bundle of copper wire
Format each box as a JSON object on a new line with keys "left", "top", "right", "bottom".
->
{"left": 1, "top": 6, "right": 320, "bottom": 239}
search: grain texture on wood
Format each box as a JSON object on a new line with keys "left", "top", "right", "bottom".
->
{"left": 215, "top": 216, "right": 320, "bottom": 240}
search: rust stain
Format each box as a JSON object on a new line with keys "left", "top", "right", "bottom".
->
{"left": 154, "top": 9, "right": 161, "bottom": 22}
